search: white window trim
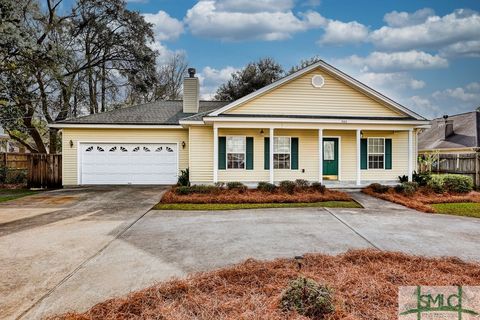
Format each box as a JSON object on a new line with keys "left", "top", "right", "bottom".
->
{"left": 273, "top": 136, "right": 291, "bottom": 170}
{"left": 226, "top": 135, "right": 246, "bottom": 170}
{"left": 367, "top": 137, "right": 386, "bottom": 170}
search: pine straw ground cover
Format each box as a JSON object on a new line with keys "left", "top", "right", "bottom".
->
{"left": 51, "top": 249, "right": 480, "bottom": 320}
{"left": 160, "top": 188, "right": 352, "bottom": 204}
{"left": 362, "top": 186, "right": 480, "bottom": 213}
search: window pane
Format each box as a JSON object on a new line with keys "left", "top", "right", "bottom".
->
{"left": 227, "top": 153, "right": 245, "bottom": 169}
{"left": 226, "top": 137, "right": 245, "bottom": 153}
{"left": 274, "top": 154, "right": 290, "bottom": 169}
{"left": 368, "top": 155, "right": 384, "bottom": 169}
{"left": 324, "top": 141, "right": 334, "bottom": 160}
{"left": 274, "top": 137, "right": 290, "bottom": 153}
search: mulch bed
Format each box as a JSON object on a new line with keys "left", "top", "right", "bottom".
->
{"left": 161, "top": 188, "right": 352, "bottom": 204}
{"left": 363, "top": 186, "right": 480, "bottom": 213}
{"left": 51, "top": 249, "right": 480, "bottom": 320}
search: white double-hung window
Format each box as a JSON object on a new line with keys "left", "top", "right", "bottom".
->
{"left": 274, "top": 137, "right": 291, "bottom": 169}
{"left": 368, "top": 138, "right": 385, "bottom": 169}
{"left": 226, "top": 136, "right": 245, "bottom": 169}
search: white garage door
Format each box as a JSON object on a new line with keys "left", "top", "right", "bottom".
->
{"left": 80, "top": 143, "right": 178, "bottom": 185}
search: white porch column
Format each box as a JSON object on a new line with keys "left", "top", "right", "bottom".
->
{"left": 356, "top": 129, "right": 361, "bottom": 186}
{"left": 318, "top": 129, "right": 323, "bottom": 184}
{"left": 213, "top": 126, "right": 218, "bottom": 183}
{"left": 269, "top": 128, "right": 274, "bottom": 184}
{"left": 408, "top": 129, "right": 413, "bottom": 182}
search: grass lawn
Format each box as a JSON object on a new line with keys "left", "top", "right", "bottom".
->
{"left": 154, "top": 201, "right": 361, "bottom": 210}
{"left": 0, "top": 189, "right": 37, "bottom": 203}
{"left": 431, "top": 202, "right": 480, "bottom": 218}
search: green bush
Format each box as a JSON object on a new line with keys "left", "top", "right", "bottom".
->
{"left": 279, "top": 180, "right": 296, "bottom": 194}
{"left": 280, "top": 277, "right": 334, "bottom": 319}
{"left": 0, "top": 166, "right": 8, "bottom": 183}
{"left": 175, "top": 185, "right": 220, "bottom": 195}
{"left": 442, "top": 174, "right": 473, "bottom": 193}
{"left": 0, "top": 168, "right": 27, "bottom": 185}
{"left": 257, "top": 182, "right": 276, "bottom": 193}
{"left": 177, "top": 168, "right": 190, "bottom": 186}
{"left": 295, "top": 179, "right": 310, "bottom": 189}
{"left": 226, "top": 181, "right": 247, "bottom": 192}
{"left": 427, "top": 175, "right": 445, "bottom": 193}
{"left": 413, "top": 171, "right": 431, "bottom": 186}
{"left": 398, "top": 175, "right": 408, "bottom": 183}
{"left": 369, "top": 183, "right": 390, "bottom": 194}
{"left": 214, "top": 182, "right": 225, "bottom": 189}
{"left": 311, "top": 182, "right": 326, "bottom": 193}
{"left": 394, "top": 182, "right": 418, "bottom": 196}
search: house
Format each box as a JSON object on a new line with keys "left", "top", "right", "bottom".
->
{"left": 51, "top": 60, "right": 430, "bottom": 187}
{"left": 418, "top": 111, "right": 480, "bottom": 154}
{"left": 0, "top": 126, "right": 25, "bottom": 153}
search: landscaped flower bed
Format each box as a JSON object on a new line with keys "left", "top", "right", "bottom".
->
{"left": 363, "top": 173, "right": 480, "bottom": 214}
{"left": 50, "top": 249, "right": 480, "bottom": 320}
{"left": 160, "top": 180, "right": 353, "bottom": 205}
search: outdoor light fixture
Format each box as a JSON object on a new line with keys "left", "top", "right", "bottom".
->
{"left": 69, "top": 140, "right": 73, "bottom": 148}
{"left": 260, "top": 129, "right": 264, "bottom": 135}
{"left": 360, "top": 131, "right": 364, "bottom": 138}
{"left": 182, "top": 141, "right": 186, "bottom": 149}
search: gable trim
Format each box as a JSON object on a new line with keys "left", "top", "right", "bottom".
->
{"left": 208, "top": 60, "right": 426, "bottom": 120}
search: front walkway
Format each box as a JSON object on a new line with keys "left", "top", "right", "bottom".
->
{"left": 18, "top": 191, "right": 480, "bottom": 319}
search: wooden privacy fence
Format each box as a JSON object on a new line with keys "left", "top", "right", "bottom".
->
{"left": 27, "top": 154, "right": 62, "bottom": 189}
{"left": 419, "top": 152, "right": 480, "bottom": 187}
{"left": 0, "top": 153, "right": 62, "bottom": 188}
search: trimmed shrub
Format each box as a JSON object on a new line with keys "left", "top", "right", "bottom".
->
{"left": 369, "top": 183, "right": 390, "bottom": 194}
{"left": 280, "top": 277, "right": 334, "bottom": 319}
{"left": 226, "top": 181, "right": 247, "bottom": 193}
{"left": 412, "top": 171, "right": 431, "bottom": 187}
{"left": 427, "top": 175, "right": 444, "bottom": 193}
{"left": 394, "top": 182, "right": 418, "bottom": 196}
{"left": 177, "top": 168, "right": 190, "bottom": 186}
{"left": 175, "top": 185, "right": 219, "bottom": 195}
{"left": 257, "top": 182, "right": 276, "bottom": 193}
{"left": 295, "top": 179, "right": 310, "bottom": 189}
{"left": 398, "top": 175, "right": 408, "bottom": 183}
{"left": 442, "top": 174, "right": 474, "bottom": 193}
{"left": 311, "top": 182, "right": 326, "bottom": 193}
{"left": 214, "top": 182, "right": 226, "bottom": 189}
{"left": 279, "top": 180, "right": 296, "bottom": 194}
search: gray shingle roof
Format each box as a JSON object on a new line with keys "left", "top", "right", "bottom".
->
{"left": 57, "top": 100, "right": 229, "bottom": 125}
{"left": 418, "top": 111, "right": 480, "bottom": 150}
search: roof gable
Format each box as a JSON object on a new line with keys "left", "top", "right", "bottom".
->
{"left": 210, "top": 60, "right": 425, "bottom": 120}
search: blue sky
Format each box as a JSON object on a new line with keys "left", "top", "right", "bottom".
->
{"left": 128, "top": 0, "right": 480, "bottom": 118}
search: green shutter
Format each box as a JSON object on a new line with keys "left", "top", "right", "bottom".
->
{"left": 218, "top": 137, "right": 226, "bottom": 170}
{"left": 264, "top": 137, "right": 270, "bottom": 170}
{"left": 246, "top": 137, "right": 254, "bottom": 170}
{"left": 361, "top": 138, "right": 368, "bottom": 170}
{"left": 385, "top": 138, "right": 392, "bottom": 170}
{"left": 291, "top": 137, "right": 299, "bottom": 170}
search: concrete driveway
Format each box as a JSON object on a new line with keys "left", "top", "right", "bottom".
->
{"left": 2, "top": 190, "right": 480, "bottom": 319}
{"left": 0, "top": 186, "right": 166, "bottom": 320}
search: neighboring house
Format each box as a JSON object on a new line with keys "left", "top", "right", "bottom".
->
{"left": 418, "top": 111, "right": 480, "bottom": 154}
{"left": 51, "top": 61, "right": 429, "bottom": 187}
{"left": 0, "top": 126, "right": 25, "bottom": 153}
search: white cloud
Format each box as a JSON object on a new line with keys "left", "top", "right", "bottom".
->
{"left": 197, "top": 66, "right": 239, "bottom": 99}
{"left": 408, "top": 95, "right": 441, "bottom": 118}
{"left": 432, "top": 84, "right": 480, "bottom": 102}
{"left": 337, "top": 50, "right": 448, "bottom": 72}
{"left": 358, "top": 72, "right": 426, "bottom": 90}
{"left": 318, "top": 20, "right": 369, "bottom": 45}
{"left": 185, "top": 1, "right": 315, "bottom": 41}
{"left": 383, "top": 8, "right": 435, "bottom": 27}
{"left": 370, "top": 9, "right": 480, "bottom": 51}
{"left": 439, "top": 40, "right": 480, "bottom": 58}
{"left": 143, "top": 11, "right": 184, "bottom": 41}
{"left": 466, "top": 82, "right": 480, "bottom": 91}
{"left": 213, "top": 0, "right": 295, "bottom": 13}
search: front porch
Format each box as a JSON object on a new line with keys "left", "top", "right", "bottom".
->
{"left": 209, "top": 124, "right": 416, "bottom": 186}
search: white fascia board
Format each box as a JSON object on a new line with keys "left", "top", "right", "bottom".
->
{"left": 49, "top": 123, "right": 184, "bottom": 129}
{"left": 203, "top": 116, "right": 430, "bottom": 126}
{"left": 178, "top": 120, "right": 205, "bottom": 125}
{"left": 208, "top": 60, "right": 426, "bottom": 120}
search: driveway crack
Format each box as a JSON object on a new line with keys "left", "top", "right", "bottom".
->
{"left": 323, "top": 208, "right": 382, "bottom": 251}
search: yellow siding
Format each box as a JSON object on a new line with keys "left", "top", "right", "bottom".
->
{"left": 189, "top": 126, "right": 213, "bottom": 184}
{"left": 61, "top": 128, "right": 188, "bottom": 185}
{"left": 226, "top": 68, "right": 403, "bottom": 117}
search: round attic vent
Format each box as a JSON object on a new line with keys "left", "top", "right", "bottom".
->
{"left": 311, "top": 75, "right": 325, "bottom": 88}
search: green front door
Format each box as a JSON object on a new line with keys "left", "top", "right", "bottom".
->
{"left": 323, "top": 138, "right": 339, "bottom": 176}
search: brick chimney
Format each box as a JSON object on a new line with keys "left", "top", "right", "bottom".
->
{"left": 440, "top": 115, "right": 454, "bottom": 140}
{"left": 183, "top": 68, "right": 199, "bottom": 113}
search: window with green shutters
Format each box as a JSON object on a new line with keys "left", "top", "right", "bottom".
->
{"left": 219, "top": 136, "right": 254, "bottom": 170}
{"left": 361, "top": 137, "right": 392, "bottom": 170}
{"left": 264, "top": 137, "right": 298, "bottom": 170}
